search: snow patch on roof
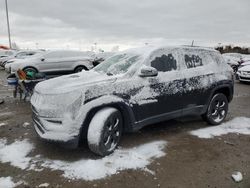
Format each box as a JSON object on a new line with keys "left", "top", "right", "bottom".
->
{"left": 190, "top": 117, "right": 250, "bottom": 138}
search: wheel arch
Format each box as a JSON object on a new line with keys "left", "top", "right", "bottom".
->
{"left": 22, "top": 66, "right": 39, "bottom": 73}
{"left": 212, "top": 84, "right": 234, "bottom": 103}
{"left": 74, "top": 65, "right": 88, "bottom": 72}
{"left": 78, "top": 97, "right": 135, "bottom": 146}
{"left": 202, "top": 83, "right": 233, "bottom": 115}
{"left": 74, "top": 60, "right": 93, "bottom": 70}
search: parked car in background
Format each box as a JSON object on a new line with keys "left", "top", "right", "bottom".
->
{"left": 3, "top": 50, "right": 45, "bottom": 68}
{"left": 237, "top": 64, "right": 250, "bottom": 82}
{"left": 0, "top": 50, "right": 15, "bottom": 58}
{"left": 1, "top": 50, "right": 43, "bottom": 68}
{"left": 0, "top": 50, "right": 16, "bottom": 67}
{"left": 222, "top": 53, "right": 250, "bottom": 74}
{"left": 31, "top": 45, "right": 234, "bottom": 156}
{"left": 7, "top": 50, "right": 95, "bottom": 75}
{"left": 93, "top": 52, "right": 116, "bottom": 66}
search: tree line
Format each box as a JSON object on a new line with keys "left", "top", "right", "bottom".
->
{"left": 215, "top": 45, "right": 250, "bottom": 54}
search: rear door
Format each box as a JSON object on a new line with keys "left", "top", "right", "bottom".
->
{"left": 37, "top": 51, "right": 71, "bottom": 73}
{"left": 180, "top": 49, "right": 216, "bottom": 114}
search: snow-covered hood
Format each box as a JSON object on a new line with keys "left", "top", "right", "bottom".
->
{"left": 6, "top": 58, "right": 19, "bottom": 63}
{"left": 35, "top": 70, "right": 117, "bottom": 95}
{"left": 9, "top": 58, "right": 30, "bottom": 67}
{"left": 238, "top": 65, "right": 250, "bottom": 72}
{"left": 0, "top": 56, "right": 13, "bottom": 63}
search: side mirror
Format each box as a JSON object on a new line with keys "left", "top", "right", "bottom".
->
{"left": 139, "top": 66, "right": 158, "bottom": 77}
{"left": 41, "top": 58, "right": 45, "bottom": 61}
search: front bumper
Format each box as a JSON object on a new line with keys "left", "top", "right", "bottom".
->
{"left": 237, "top": 72, "right": 250, "bottom": 82}
{"left": 32, "top": 106, "right": 80, "bottom": 148}
{"left": 238, "top": 76, "right": 250, "bottom": 82}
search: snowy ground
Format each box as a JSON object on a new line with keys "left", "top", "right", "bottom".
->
{"left": 0, "top": 139, "right": 167, "bottom": 181}
{"left": 0, "top": 69, "right": 250, "bottom": 188}
{"left": 0, "top": 177, "right": 20, "bottom": 188}
{"left": 190, "top": 117, "right": 250, "bottom": 138}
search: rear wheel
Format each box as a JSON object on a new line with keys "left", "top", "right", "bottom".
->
{"left": 87, "top": 107, "right": 123, "bottom": 156}
{"left": 202, "top": 93, "right": 228, "bottom": 125}
{"left": 23, "top": 67, "right": 38, "bottom": 75}
{"left": 74, "top": 66, "right": 87, "bottom": 73}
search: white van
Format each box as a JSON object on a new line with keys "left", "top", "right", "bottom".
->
{"left": 7, "top": 50, "right": 95, "bottom": 75}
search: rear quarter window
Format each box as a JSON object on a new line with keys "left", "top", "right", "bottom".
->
{"left": 184, "top": 54, "right": 203, "bottom": 68}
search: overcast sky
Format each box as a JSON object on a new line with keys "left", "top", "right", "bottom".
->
{"left": 0, "top": 0, "right": 250, "bottom": 51}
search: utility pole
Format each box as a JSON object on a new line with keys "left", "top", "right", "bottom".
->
{"left": 5, "top": 0, "right": 12, "bottom": 49}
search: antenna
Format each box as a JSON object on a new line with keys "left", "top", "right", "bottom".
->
{"left": 191, "top": 40, "right": 194, "bottom": 47}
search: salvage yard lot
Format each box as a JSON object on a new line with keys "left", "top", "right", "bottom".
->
{"left": 0, "top": 68, "right": 250, "bottom": 188}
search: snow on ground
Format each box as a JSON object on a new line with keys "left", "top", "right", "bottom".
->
{"left": 0, "top": 122, "right": 6, "bottom": 127}
{"left": 0, "top": 112, "right": 13, "bottom": 117}
{"left": 0, "top": 139, "right": 167, "bottom": 181}
{"left": 22, "top": 122, "right": 30, "bottom": 127}
{"left": 0, "top": 139, "right": 34, "bottom": 170}
{"left": 0, "top": 177, "right": 18, "bottom": 188}
{"left": 41, "top": 140, "right": 167, "bottom": 180}
{"left": 190, "top": 117, "right": 250, "bottom": 139}
{"left": 231, "top": 171, "right": 243, "bottom": 182}
{"left": 38, "top": 183, "right": 50, "bottom": 187}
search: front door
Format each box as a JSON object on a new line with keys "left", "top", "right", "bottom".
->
{"left": 132, "top": 49, "right": 185, "bottom": 122}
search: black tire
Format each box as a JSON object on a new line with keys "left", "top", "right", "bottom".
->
{"left": 202, "top": 93, "right": 228, "bottom": 125}
{"left": 74, "top": 66, "right": 87, "bottom": 73}
{"left": 23, "top": 67, "right": 38, "bottom": 74}
{"left": 87, "top": 107, "right": 123, "bottom": 156}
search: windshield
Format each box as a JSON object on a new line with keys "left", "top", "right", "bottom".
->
{"left": 93, "top": 53, "right": 141, "bottom": 75}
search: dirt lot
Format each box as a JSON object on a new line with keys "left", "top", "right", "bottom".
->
{"left": 0, "top": 68, "right": 250, "bottom": 188}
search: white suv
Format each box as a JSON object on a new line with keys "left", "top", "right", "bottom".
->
{"left": 7, "top": 50, "right": 95, "bottom": 74}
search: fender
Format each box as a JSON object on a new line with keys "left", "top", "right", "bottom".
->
{"left": 205, "top": 81, "right": 234, "bottom": 109}
{"left": 74, "top": 60, "right": 93, "bottom": 70}
{"left": 77, "top": 95, "right": 136, "bottom": 142}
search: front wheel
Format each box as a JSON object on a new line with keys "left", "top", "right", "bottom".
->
{"left": 202, "top": 93, "right": 228, "bottom": 125}
{"left": 87, "top": 107, "right": 123, "bottom": 156}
